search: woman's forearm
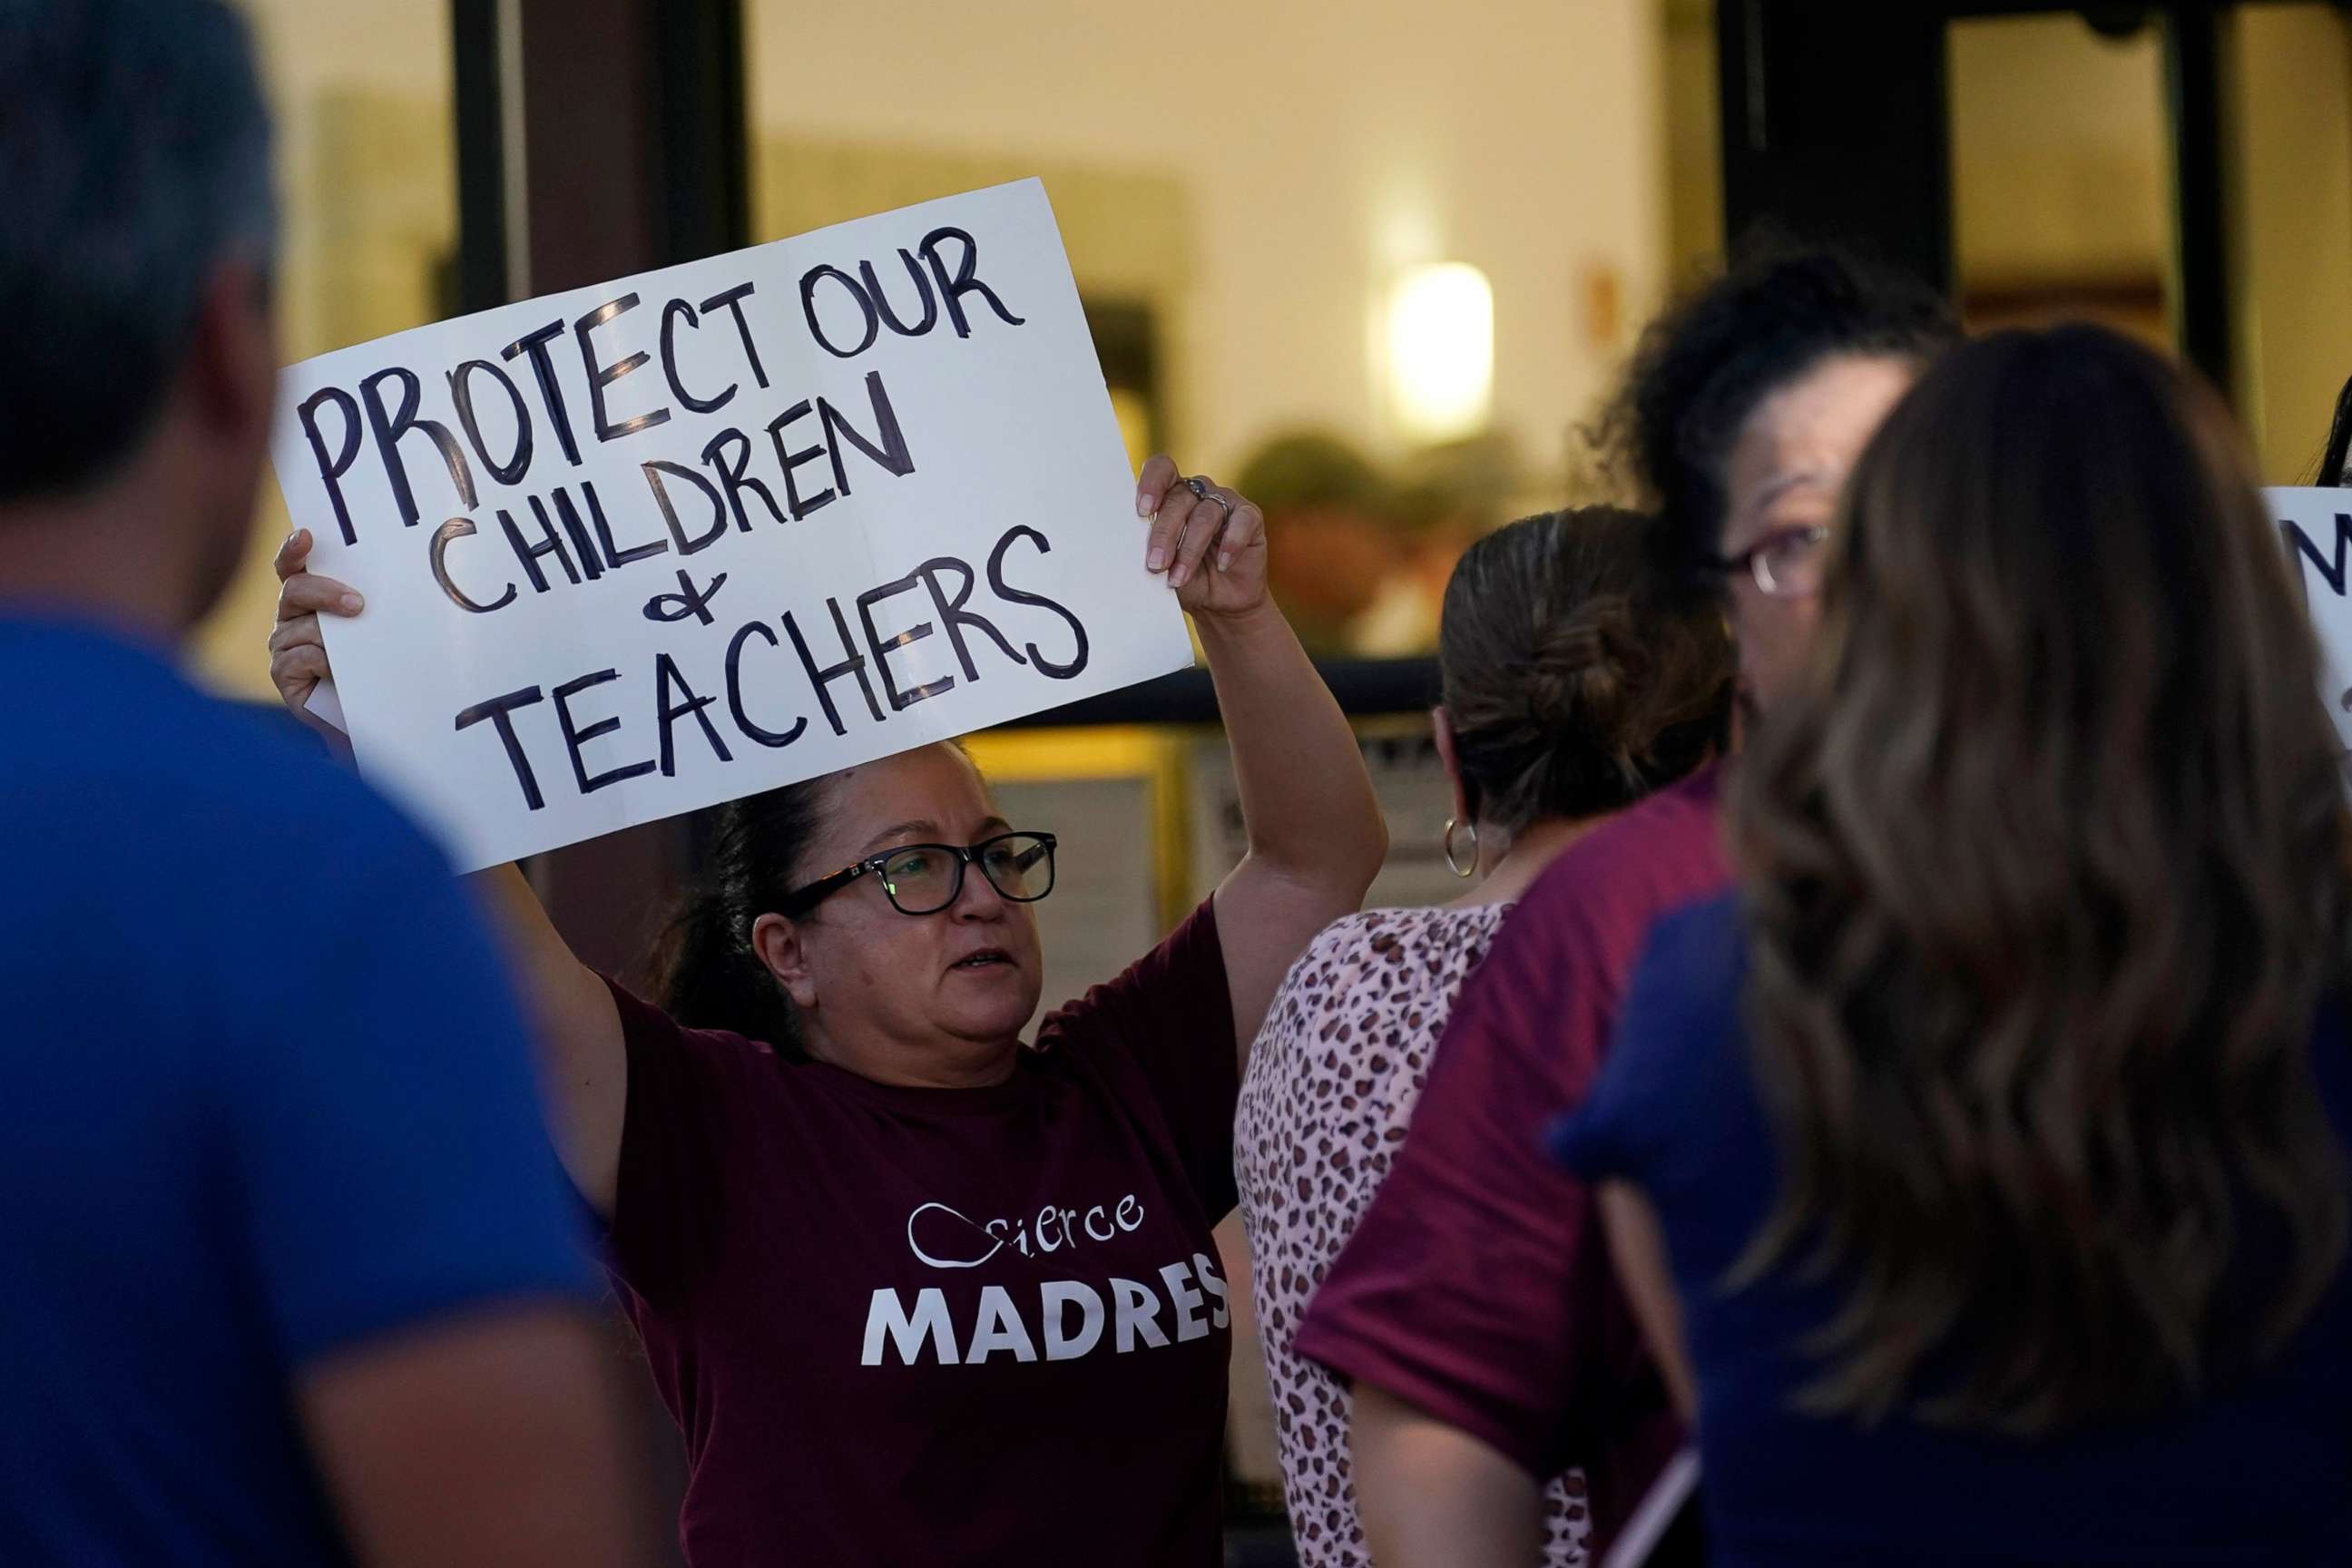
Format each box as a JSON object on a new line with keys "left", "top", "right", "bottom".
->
{"left": 1194, "top": 601, "right": 1386, "bottom": 888}
{"left": 466, "top": 863, "right": 627, "bottom": 1216}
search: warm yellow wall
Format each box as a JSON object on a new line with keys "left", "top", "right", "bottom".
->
{"left": 743, "top": 0, "right": 1671, "bottom": 493}
{"left": 2230, "top": 5, "right": 2352, "bottom": 480}
{"left": 1948, "top": 7, "right": 2352, "bottom": 480}
{"left": 1949, "top": 15, "right": 2169, "bottom": 291}
{"left": 1661, "top": 0, "right": 1721, "bottom": 280}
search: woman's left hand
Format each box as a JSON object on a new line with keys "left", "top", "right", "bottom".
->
{"left": 1135, "top": 454, "right": 1268, "bottom": 621}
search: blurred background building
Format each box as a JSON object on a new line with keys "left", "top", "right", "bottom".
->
{"left": 199, "top": 3, "right": 2352, "bottom": 1559}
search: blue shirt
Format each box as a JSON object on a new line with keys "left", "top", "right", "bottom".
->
{"left": 0, "top": 616, "right": 597, "bottom": 1567}
{"left": 1559, "top": 892, "right": 2352, "bottom": 1566}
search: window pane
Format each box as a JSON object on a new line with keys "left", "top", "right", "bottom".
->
{"left": 2230, "top": 4, "right": 2352, "bottom": 480}
{"left": 1948, "top": 13, "right": 2172, "bottom": 348}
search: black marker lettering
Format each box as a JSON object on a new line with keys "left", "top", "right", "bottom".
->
{"left": 2283, "top": 514, "right": 2352, "bottom": 602}
{"left": 500, "top": 320, "right": 581, "bottom": 466}
{"left": 766, "top": 401, "right": 837, "bottom": 519}
{"left": 296, "top": 386, "right": 364, "bottom": 546}
{"left": 987, "top": 525, "right": 1089, "bottom": 679}
{"left": 657, "top": 298, "right": 736, "bottom": 415}
{"left": 446, "top": 358, "right": 534, "bottom": 486}
{"left": 454, "top": 685, "right": 547, "bottom": 810}
{"left": 574, "top": 293, "right": 671, "bottom": 442}
{"left": 642, "top": 460, "right": 729, "bottom": 554}
{"left": 861, "top": 250, "right": 939, "bottom": 337}
{"left": 857, "top": 572, "right": 953, "bottom": 711}
{"left": 359, "top": 366, "right": 477, "bottom": 529}
{"left": 553, "top": 669, "right": 656, "bottom": 794}
{"left": 653, "top": 651, "right": 732, "bottom": 775}
{"left": 583, "top": 477, "right": 668, "bottom": 569}
{"left": 799, "top": 264, "right": 879, "bottom": 358}
{"left": 700, "top": 282, "right": 769, "bottom": 390}
{"left": 540, "top": 491, "right": 604, "bottom": 582}
{"left": 918, "top": 226, "right": 1026, "bottom": 339}
{"left": 783, "top": 599, "right": 887, "bottom": 736}
{"left": 916, "top": 554, "right": 1024, "bottom": 680}
{"left": 430, "top": 517, "right": 518, "bottom": 614}
{"left": 496, "top": 501, "right": 583, "bottom": 594}
{"left": 701, "top": 426, "right": 786, "bottom": 532}
{"left": 817, "top": 371, "right": 916, "bottom": 496}
{"left": 724, "top": 620, "right": 808, "bottom": 748}
{"left": 641, "top": 567, "right": 728, "bottom": 627}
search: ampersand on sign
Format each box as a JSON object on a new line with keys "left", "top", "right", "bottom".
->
{"left": 642, "top": 568, "right": 730, "bottom": 626}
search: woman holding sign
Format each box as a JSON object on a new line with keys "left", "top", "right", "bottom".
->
{"left": 270, "top": 455, "right": 1386, "bottom": 1567}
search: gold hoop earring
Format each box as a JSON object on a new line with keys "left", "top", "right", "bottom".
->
{"left": 1443, "top": 818, "right": 1479, "bottom": 879}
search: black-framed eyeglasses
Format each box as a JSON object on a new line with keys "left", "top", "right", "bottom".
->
{"left": 1712, "top": 524, "right": 1829, "bottom": 599}
{"left": 778, "top": 831, "right": 1059, "bottom": 918}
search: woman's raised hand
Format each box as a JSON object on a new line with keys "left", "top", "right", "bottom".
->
{"left": 268, "top": 526, "right": 363, "bottom": 746}
{"left": 1135, "top": 455, "right": 1269, "bottom": 622}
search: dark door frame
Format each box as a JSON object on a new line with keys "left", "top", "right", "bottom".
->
{"left": 446, "top": 0, "right": 750, "bottom": 986}
{"left": 1718, "top": 0, "right": 2343, "bottom": 395}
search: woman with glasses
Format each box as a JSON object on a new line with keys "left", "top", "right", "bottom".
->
{"left": 267, "top": 454, "right": 1387, "bottom": 1568}
{"left": 1299, "top": 248, "right": 1955, "bottom": 1564}
{"left": 1561, "top": 324, "right": 2352, "bottom": 1564}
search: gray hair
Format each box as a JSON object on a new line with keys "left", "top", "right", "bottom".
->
{"left": 0, "top": 0, "right": 276, "bottom": 504}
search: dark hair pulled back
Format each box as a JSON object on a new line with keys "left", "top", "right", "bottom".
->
{"left": 1440, "top": 506, "right": 1733, "bottom": 835}
{"left": 1602, "top": 242, "right": 1956, "bottom": 605}
{"left": 652, "top": 778, "right": 833, "bottom": 1048}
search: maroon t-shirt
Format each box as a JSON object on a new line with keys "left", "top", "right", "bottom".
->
{"left": 603, "top": 899, "right": 1239, "bottom": 1567}
{"left": 1294, "top": 767, "right": 1729, "bottom": 1550}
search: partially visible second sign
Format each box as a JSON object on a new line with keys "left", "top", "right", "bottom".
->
{"left": 2274, "top": 485, "right": 2352, "bottom": 752}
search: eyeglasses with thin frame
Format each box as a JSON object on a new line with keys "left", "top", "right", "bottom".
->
{"left": 778, "top": 831, "right": 1059, "bottom": 919}
{"left": 1713, "top": 524, "right": 1829, "bottom": 600}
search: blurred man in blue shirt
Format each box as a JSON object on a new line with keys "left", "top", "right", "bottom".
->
{"left": 0, "top": 4, "right": 639, "bottom": 1563}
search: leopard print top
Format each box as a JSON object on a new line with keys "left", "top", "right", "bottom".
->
{"left": 1236, "top": 905, "right": 1592, "bottom": 1568}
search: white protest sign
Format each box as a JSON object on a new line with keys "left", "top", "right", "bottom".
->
{"left": 270, "top": 180, "right": 1193, "bottom": 872}
{"left": 2271, "top": 486, "right": 2352, "bottom": 752}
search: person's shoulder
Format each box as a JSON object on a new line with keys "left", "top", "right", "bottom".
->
{"left": 601, "top": 970, "right": 789, "bottom": 1077}
{"left": 1549, "top": 763, "right": 1728, "bottom": 887}
{"left": 1036, "top": 894, "right": 1230, "bottom": 1054}
{"left": 1262, "top": 904, "right": 1509, "bottom": 1028}
{"left": 1515, "top": 764, "right": 1730, "bottom": 923}
{"left": 27, "top": 691, "right": 458, "bottom": 963}
{"left": 5, "top": 659, "right": 442, "bottom": 893}
{"left": 1553, "top": 891, "right": 1750, "bottom": 1181}
{"left": 1482, "top": 764, "right": 1730, "bottom": 978}
{"left": 1642, "top": 890, "right": 1744, "bottom": 980}
{"left": 1622, "top": 890, "right": 1747, "bottom": 1044}
{"left": 1298, "top": 903, "right": 1509, "bottom": 968}
{"left": 169, "top": 709, "right": 446, "bottom": 884}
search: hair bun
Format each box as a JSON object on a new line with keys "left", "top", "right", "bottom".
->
{"left": 1524, "top": 592, "right": 1646, "bottom": 754}
{"left": 1439, "top": 507, "right": 1734, "bottom": 829}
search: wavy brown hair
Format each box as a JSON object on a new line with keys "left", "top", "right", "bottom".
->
{"left": 1730, "top": 324, "right": 2352, "bottom": 1434}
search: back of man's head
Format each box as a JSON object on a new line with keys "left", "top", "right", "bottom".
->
{"left": 1, "top": 0, "right": 277, "bottom": 625}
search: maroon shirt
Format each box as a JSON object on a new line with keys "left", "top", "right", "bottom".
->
{"left": 603, "top": 899, "right": 1239, "bottom": 1567}
{"left": 1295, "top": 767, "right": 1729, "bottom": 1549}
